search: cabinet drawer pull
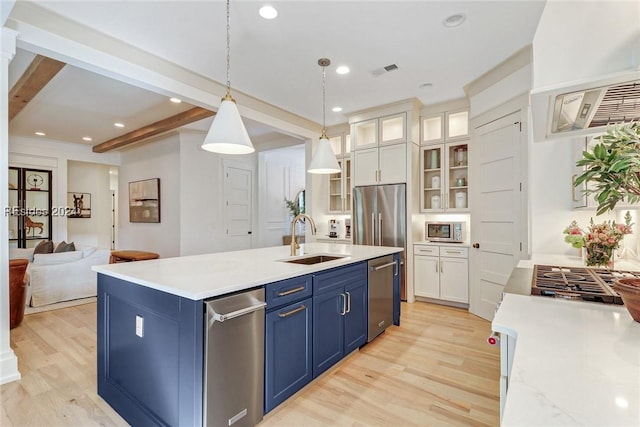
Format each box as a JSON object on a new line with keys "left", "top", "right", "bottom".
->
{"left": 445, "top": 250, "right": 462, "bottom": 254}
{"left": 278, "top": 304, "right": 307, "bottom": 318}
{"left": 277, "top": 285, "right": 306, "bottom": 297}
{"left": 418, "top": 248, "right": 434, "bottom": 253}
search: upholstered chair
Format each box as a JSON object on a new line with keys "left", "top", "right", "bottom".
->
{"left": 9, "top": 258, "right": 29, "bottom": 329}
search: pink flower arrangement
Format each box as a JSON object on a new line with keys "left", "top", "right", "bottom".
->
{"left": 563, "top": 212, "right": 634, "bottom": 267}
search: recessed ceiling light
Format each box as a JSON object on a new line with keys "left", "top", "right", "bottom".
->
{"left": 34, "top": 131, "right": 45, "bottom": 136}
{"left": 259, "top": 5, "right": 278, "bottom": 19}
{"left": 443, "top": 13, "right": 466, "bottom": 28}
{"left": 114, "top": 122, "right": 125, "bottom": 128}
{"left": 332, "top": 107, "right": 343, "bottom": 112}
{"left": 336, "top": 66, "right": 350, "bottom": 75}
{"left": 82, "top": 136, "right": 93, "bottom": 142}
{"left": 419, "top": 83, "right": 433, "bottom": 89}
{"left": 169, "top": 97, "right": 182, "bottom": 103}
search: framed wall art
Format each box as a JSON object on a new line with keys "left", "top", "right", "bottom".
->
{"left": 129, "top": 178, "right": 161, "bottom": 223}
{"left": 67, "top": 192, "right": 91, "bottom": 218}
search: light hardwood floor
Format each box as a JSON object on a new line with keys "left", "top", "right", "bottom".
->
{"left": 1, "top": 301, "right": 500, "bottom": 426}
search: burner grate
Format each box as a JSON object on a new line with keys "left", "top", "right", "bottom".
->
{"left": 532, "top": 265, "right": 627, "bottom": 304}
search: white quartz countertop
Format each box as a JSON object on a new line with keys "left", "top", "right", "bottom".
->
{"left": 92, "top": 243, "right": 402, "bottom": 300}
{"left": 494, "top": 256, "right": 640, "bottom": 426}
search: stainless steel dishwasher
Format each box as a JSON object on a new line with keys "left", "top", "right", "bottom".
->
{"left": 368, "top": 255, "right": 396, "bottom": 342}
{"left": 204, "top": 288, "right": 266, "bottom": 427}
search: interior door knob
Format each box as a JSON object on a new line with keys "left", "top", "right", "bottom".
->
{"left": 472, "top": 243, "right": 480, "bottom": 249}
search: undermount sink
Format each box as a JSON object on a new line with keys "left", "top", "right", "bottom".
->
{"left": 281, "top": 254, "right": 348, "bottom": 265}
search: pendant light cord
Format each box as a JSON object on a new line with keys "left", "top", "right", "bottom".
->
{"left": 322, "top": 65, "right": 326, "bottom": 134}
{"left": 226, "top": 0, "right": 231, "bottom": 97}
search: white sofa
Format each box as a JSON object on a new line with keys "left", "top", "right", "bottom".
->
{"left": 9, "top": 245, "right": 111, "bottom": 307}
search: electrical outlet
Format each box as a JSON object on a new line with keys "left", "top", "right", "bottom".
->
{"left": 136, "top": 315, "right": 144, "bottom": 337}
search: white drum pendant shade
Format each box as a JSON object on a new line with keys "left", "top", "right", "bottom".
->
{"left": 308, "top": 137, "right": 340, "bottom": 174}
{"left": 202, "top": 99, "right": 254, "bottom": 154}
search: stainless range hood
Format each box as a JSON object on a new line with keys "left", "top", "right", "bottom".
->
{"left": 552, "top": 80, "right": 640, "bottom": 133}
{"left": 532, "top": 70, "right": 640, "bottom": 141}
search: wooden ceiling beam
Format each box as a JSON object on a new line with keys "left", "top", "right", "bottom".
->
{"left": 9, "top": 55, "right": 66, "bottom": 121}
{"left": 92, "top": 107, "right": 215, "bottom": 153}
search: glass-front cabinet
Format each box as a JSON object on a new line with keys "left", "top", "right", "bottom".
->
{"left": 352, "top": 112, "right": 406, "bottom": 150}
{"left": 328, "top": 133, "right": 352, "bottom": 214}
{"left": 420, "top": 142, "right": 468, "bottom": 212}
{"left": 9, "top": 167, "right": 53, "bottom": 248}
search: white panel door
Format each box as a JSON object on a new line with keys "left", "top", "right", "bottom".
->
{"left": 378, "top": 143, "right": 406, "bottom": 184}
{"left": 470, "top": 111, "right": 523, "bottom": 320}
{"left": 413, "top": 255, "right": 439, "bottom": 298}
{"left": 440, "top": 257, "right": 469, "bottom": 303}
{"left": 353, "top": 148, "right": 379, "bottom": 186}
{"left": 224, "top": 163, "right": 253, "bottom": 251}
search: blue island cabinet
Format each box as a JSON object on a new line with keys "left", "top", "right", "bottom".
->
{"left": 312, "top": 262, "right": 368, "bottom": 378}
{"left": 264, "top": 275, "right": 313, "bottom": 413}
{"left": 97, "top": 274, "right": 204, "bottom": 427}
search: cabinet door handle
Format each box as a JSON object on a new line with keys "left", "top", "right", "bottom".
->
{"left": 371, "top": 213, "right": 376, "bottom": 245}
{"left": 394, "top": 260, "right": 398, "bottom": 276}
{"left": 341, "top": 293, "right": 347, "bottom": 315}
{"left": 435, "top": 261, "right": 439, "bottom": 273}
{"left": 277, "top": 285, "right": 306, "bottom": 297}
{"left": 379, "top": 169, "right": 382, "bottom": 182}
{"left": 278, "top": 304, "right": 307, "bottom": 318}
{"left": 345, "top": 291, "right": 351, "bottom": 313}
{"left": 571, "top": 174, "right": 581, "bottom": 202}
{"left": 440, "top": 260, "right": 444, "bottom": 273}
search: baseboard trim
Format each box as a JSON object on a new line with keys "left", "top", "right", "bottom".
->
{"left": 0, "top": 348, "right": 21, "bottom": 385}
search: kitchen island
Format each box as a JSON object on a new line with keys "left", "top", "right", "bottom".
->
{"left": 493, "top": 254, "right": 640, "bottom": 426}
{"left": 92, "top": 243, "right": 402, "bottom": 426}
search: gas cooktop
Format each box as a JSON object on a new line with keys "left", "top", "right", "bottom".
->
{"left": 531, "top": 264, "right": 640, "bottom": 304}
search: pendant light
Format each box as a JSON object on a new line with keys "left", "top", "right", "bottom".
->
{"left": 201, "top": 0, "right": 254, "bottom": 155}
{"left": 307, "top": 58, "right": 341, "bottom": 174}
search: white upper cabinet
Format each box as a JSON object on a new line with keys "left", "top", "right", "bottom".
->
{"left": 446, "top": 110, "right": 469, "bottom": 140}
{"left": 421, "top": 107, "right": 469, "bottom": 145}
{"left": 420, "top": 141, "right": 469, "bottom": 212}
{"left": 352, "top": 113, "right": 406, "bottom": 150}
{"left": 329, "top": 132, "right": 351, "bottom": 158}
{"left": 421, "top": 114, "right": 444, "bottom": 144}
{"left": 327, "top": 132, "right": 352, "bottom": 213}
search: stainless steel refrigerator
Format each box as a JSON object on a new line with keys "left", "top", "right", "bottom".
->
{"left": 353, "top": 184, "right": 406, "bottom": 301}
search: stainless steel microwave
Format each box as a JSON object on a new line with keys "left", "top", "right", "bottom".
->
{"left": 425, "top": 222, "right": 465, "bottom": 243}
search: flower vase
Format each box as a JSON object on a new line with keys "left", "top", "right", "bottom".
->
{"left": 585, "top": 244, "right": 614, "bottom": 269}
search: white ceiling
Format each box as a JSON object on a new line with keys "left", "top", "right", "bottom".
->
{"left": 8, "top": 1, "right": 547, "bottom": 150}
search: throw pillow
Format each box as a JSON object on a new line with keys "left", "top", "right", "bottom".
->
{"left": 33, "top": 240, "right": 54, "bottom": 255}
{"left": 54, "top": 241, "right": 76, "bottom": 253}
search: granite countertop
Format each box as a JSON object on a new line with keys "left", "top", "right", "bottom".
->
{"left": 495, "top": 253, "right": 640, "bottom": 426}
{"left": 92, "top": 243, "right": 402, "bottom": 300}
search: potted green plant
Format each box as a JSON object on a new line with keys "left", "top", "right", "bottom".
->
{"left": 574, "top": 121, "right": 640, "bottom": 215}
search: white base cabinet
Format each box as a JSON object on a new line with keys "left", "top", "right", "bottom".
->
{"left": 413, "top": 244, "right": 468, "bottom": 304}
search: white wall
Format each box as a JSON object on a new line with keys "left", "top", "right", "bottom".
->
{"left": 533, "top": 1, "right": 640, "bottom": 88}
{"left": 530, "top": 137, "right": 637, "bottom": 255}
{"left": 67, "top": 160, "right": 113, "bottom": 249}
{"left": 529, "top": 1, "right": 640, "bottom": 256}
{"left": 118, "top": 135, "right": 180, "bottom": 257}
{"left": 178, "top": 131, "right": 258, "bottom": 256}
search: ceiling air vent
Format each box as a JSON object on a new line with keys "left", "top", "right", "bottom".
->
{"left": 372, "top": 64, "right": 399, "bottom": 77}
